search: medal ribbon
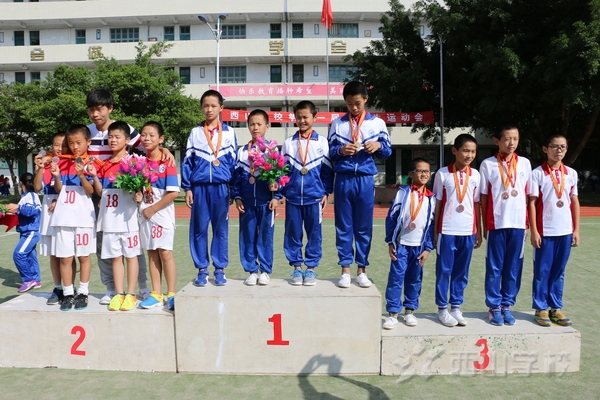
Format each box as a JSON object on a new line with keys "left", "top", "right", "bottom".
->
{"left": 349, "top": 111, "right": 366, "bottom": 144}
{"left": 203, "top": 121, "right": 223, "bottom": 163}
{"left": 298, "top": 131, "right": 312, "bottom": 168}
{"left": 546, "top": 162, "right": 565, "bottom": 201}
{"left": 410, "top": 185, "right": 426, "bottom": 222}
{"left": 496, "top": 153, "right": 517, "bottom": 191}
{"left": 59, "top": 153, "right": 105, "bottom": 167}
{"left": 452, "top": 164, "right": 470, "bottom": 204}
{"left": 246, "top": 141, "right": 255, "bottom": 176}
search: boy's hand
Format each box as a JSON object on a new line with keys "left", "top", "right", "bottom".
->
{"left": 475, "top": 231, "right": 482, "bottom": 249}
{"left": 185, "top": 190, "right": 193, "bottom": 208}
{"left": 6, "top": 203, "right": 18, "bottom": 213}
{"left": 268, "top": 198, "right": 278, "bottom": 211}
{"left": 87, "top": 163, "right": 97, "bottom": 177}
{"left": 48, "top": 199, "right": 57, "bottom": 213}
{"left": 75, "top": 163, "right": 85, "bottom": 176}
{"left": 235, "top": 199, "right": 245, "bottom": 213}
{"left": 417, "top": 250, "right": 430, "bottom": 267}
{"left": 50, "top": 163, "right": 60, "bottom": 178}
{"left": 530, "top": 231, "right": 542, "bottom": 248}
{"left": 388, "top": 244, "right": 397, "bottom": 261}
{"left": 320, "top": 195, "right": 328, "bottom": 209}
{"left": 142, "top": 206, "right": 156, "bottom": 220}
{"left": 572, "top": 230, "right": 580, "bottom": 247}
{"left": 161, "top": 148, "right": 176, "bottom": 167}
{"left": 340, "top": 143, "right": 360, "bottom": 156}
{"left": 363, "top": 141, "right": 381, "bottom": 155}
{"left": 133, "top": 191, "right": 143, "bottom": 203}
{"left": 34, "top": 154, "right": 44, "bottom": 169}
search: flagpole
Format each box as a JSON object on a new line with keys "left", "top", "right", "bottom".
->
{"left": 326, "top": 15, "right": 330, "bottom": 112}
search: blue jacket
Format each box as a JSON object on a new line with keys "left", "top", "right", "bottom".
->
{"left": 328, "top": 112, "right": 392, "bottom": 175}
{"left": 16, "top": 191, "right": 42, "bottom": 233}
{"left": 385, "top": 186, "right": 435, "bottom": 253}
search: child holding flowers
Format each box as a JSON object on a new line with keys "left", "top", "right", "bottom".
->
{"left": 281, "top": 100, "right": 334, "bottom": 286}
{"left": 232, "top": 110, "right": 287, "bottom": 286}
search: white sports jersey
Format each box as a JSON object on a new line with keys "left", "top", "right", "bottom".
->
{"left": 51, "top": 186, "right": 95, "bottom": 228}
{"left": 399, "top": 189, "right": 434, "bottom": 247}
{"left": 138, "top": 160, "right": 179, "bottom": 229}
{"left": 40, "top": 194, "right": 58, "bottom": 235}
{"left": 97, "top": 188, "right": 139, "bottom": 233}
{"left": 529, "top": 162, "right": 578, "bottom": 236}
{"left": 433, "top": 164, "right": 481, "bottom": 235}
{"left": 480, "top": 154, "right": 531, "bottom": 230}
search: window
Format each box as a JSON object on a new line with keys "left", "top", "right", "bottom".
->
{"left": 30, "top": 30, "right": 40, "bottom": 46}
{"left": 180, "top": 26, "right": 190, "bottom": 41}
{"left": 0, "top": 73, "right": 4, "bottom": 82}
{"left": 15, "top": 31, "right": 24, "bottom": 46}
{"left": 164, "top": 26, "right": 174, "bottom": 41}
{"left": 179, "top": 67, "right": 190, "bottom": 84}
{"left": 0, "top": 32, "right": 3, "bottom": 43}
{"left": 270, "top": 65, "right": 282, "bottom": 83}
{"left": 75, "top": 29, "right": 86, "bottom": 44}
{"left": 292, "top": 64, "right": 304, "bottom": 83}
{"left": 30, "top": 72, "right": 40, "bottom": 82}
{"left": 292, "top": 23, "right": 303, "bottom": 38}
{"left": 270, "top": 107, "right": 282, "bottom": 128}
{"left": 328, "top": 65, "right": 357, "bottom": 82}
{"left": 15, "top": 72, "right": 25, "bottom": 84}
{"left": 13, "top": 0, "right": 24, "bottom": 2}
{"left": 222, "top": 25, "right": 246, "bottom": 39}
{"left": 270, "top": 23, "right": 281, "bottom": 39}
{"left": 330, "top": 106, "right": 347, "bottom": 113}
{"left": 219, "top": 66, "right": 246, "bottom": 83}
{"left": 110, "top": 28, "right": 139, "bottom": 43}
{"left": 328, "top": 23, "right": 359, "bottom": 38}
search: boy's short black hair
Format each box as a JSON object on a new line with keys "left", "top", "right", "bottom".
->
{"left": 66, "top": 124, "right": 91, "bottom": 140}
{"left": 248, "top": 109, "right": 269, "bottom": 124}
{"left": 200, "top": 90, "right": 224, "bottom": 106}
{"left": 294, "top": 100, "right": 317, "bottom": 117}
{"left": 410, "top": 157, "right": 430, "bottom": 171}
{"left": 86, "top": 88, "right": 114, "bottom": 108}
{"left": 20, "top": 172, "right": 35, "bottom": 192}
{"left": 494, "top": 124, "right": 519, "bottom": 140}
{"left": 141, "top": 121, "right": 165, "bottom": 137}
{"left": 343, "top": 81, "right": 368, "bottom": 99}
{"left": 108, "top": 120, "right": 131, "bottom": 138}
{"left": 453, "top": 133, "right": 478, "bottom": 150}
{"left": 543, "top": 133, "right": 567, "bottom": 147}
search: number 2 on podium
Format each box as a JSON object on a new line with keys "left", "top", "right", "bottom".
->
{"left": 267, "top": 314, "right": 290, "bottom": 346}
{"left": 70, "top": 325, "right": 86, "bottom": 356}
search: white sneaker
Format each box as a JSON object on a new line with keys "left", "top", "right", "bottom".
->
{"left": 450, "top": 308, "right": 467, "bottom": 326}
{"left": 138, "top": 288, "right": 150, "bottom": 301}
{"left": 99, "top": 291, "right": 115, "bottom": 305}
{"left": 438, "top": 309, "right": 458, "bottom": 327}
{"left": 404, "top": 311, "right": 418, "bottom": 326}
{"left": 244, "top": 273, "right": 258, "bottom": 286}
{"left": 258, "top": 272, "right": 270, "bottom": 286}
{"left": 356, "top": 272, "right": 372, "bottom": 288}
{"left": 382, "top": 316, "right": 399, "bottom": 330}
{"left": 337, "top": 273, "right": 351, "bottom": 288}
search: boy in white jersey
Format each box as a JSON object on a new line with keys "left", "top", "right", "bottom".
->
{"left": 480, "top": 125, "right": 532, "bottom": 326}
{"left": 433, "top": 134, "right": 482, "bottom": 327}
{"left": 93, "top": 121, "right": 141, "bottom": 311}
{"left": 528, "top": 134, "right": 579, "bottom": 327}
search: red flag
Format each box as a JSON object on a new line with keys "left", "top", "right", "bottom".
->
{"left": 321, "top": 0, "right": 333, "bottom": 29}
{"left": 0, "top": 214, "right": 18, "bottom": 232}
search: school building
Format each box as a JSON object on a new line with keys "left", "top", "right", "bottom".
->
{"left": 0, "top": 0, "right": 494, "bottom": 184}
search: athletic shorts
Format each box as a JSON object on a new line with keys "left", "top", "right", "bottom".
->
{"left": 54, "top": 227, "right": 96, "bottom": 258}
{"left": 139, "top": 219, "right": 175, "bottom": 251}
{"left": 39, "top": 235, "right": 54, "bottom": 257}
{"left": 101, "top": 231, "right": 142, "bottom": 259}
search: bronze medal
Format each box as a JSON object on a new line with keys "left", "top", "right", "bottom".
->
{"left": 249, "top": 176, "right": 256, "bottom": 185}
{"left": 409, "top": 222, "right": 416, "bottom": 230}
{"left": 456, "top": 204, "right": 465, "bottom": 213}
{"left": 511, "top": 189, "right": 518, "bottom": 197}
{"left": 502, "top": 191, "right": 510, "bottom": 200}
{"left": 300, "top": 167, "right": 308, "bottom": 175}
{"left": 556, "top": 200, "right": 564, "bottom": 208}
{"left": 213, "top": 159, "right": 220, "bottom": 167}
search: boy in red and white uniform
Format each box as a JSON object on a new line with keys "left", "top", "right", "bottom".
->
{"left": 528, "top": 134, "right": 579, "bottom": 327}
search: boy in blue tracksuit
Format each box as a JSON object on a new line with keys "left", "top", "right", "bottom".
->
{"left": 182, "top": 90, "right": 237, "bottom": 287}
{"left": 281, "top": 100, "right": 334, "bottom": 286}
{"left": 382, "top": 159, "right": 435, "bottom": 330}
{"left": 7, "top": 172, "right": 43, "bottom": 293}
{"left": 328, "top": 81, "right": 392, "bottom": 288}
{"left": 232, "top": 109, "right": 282, "bottom": 286}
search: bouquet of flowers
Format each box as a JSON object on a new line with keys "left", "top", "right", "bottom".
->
{"left": 248, "top": 136, "right": 290, "bottom": 191}
{"left": 0, "top": 204, "right": 18, "bottom": 232}
{"left": 109, "top": 154, "right": 160, "bottom": 203}
{"left": 0, "top": 205, "right": 6, "bottom": 219}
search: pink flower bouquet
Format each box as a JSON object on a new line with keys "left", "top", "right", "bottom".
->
{"left": 248, "top": 136, "right": 290, "bottom": 190}
{"left": 111, "top": 154, "right": 159, "bottom": 203}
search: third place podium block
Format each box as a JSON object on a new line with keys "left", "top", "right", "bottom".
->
{"left": 174, "top": 279, "right": 382, "bottom": 375}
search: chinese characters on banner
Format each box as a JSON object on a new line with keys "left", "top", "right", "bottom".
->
{"left": 211, "top": 84, "right": 346, "bottom": 97}
{"left": 221, "top": 109, "right": 435, "bottom": 125}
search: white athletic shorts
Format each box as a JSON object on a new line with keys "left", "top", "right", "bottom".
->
{"left": 139, "top": 220, "right": 175, "bottom": 251}
{"left": 101, "top": 231, "right": 142, "bottom": 259}
{"left": 54, "top": 227, "right": 96, "bottom": 258}
{"left": 39, "top": 235, "right": 55, "bottom": 257}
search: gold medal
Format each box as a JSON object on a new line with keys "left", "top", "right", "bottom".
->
{"left": 300, "top": 167, "right": 308, "bottom": 175}
{"left": 502, "top": 191, "right": 510, "bottom": 200}
{"left": 213, "top": 159, "right": 220, "bottom": 167}
{"left": 456, "top": 204, "right": 465, "bottom": 213}
{"left": 249, "top": 176, "right": 256, "bottom": 184}
{"left": 511, "top": 189, "right": 518, "bottom": 197}
{"left": 556, "top": 200, "right": 564, "bottom": 208}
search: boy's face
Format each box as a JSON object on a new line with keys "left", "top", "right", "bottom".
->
{"left": 294, "top": 108, "right": 316, "bottom": 134}
{"left": 248, "top": 115, "right": 269, "bottom": 142}
{"left": 493, "top": 128, "right": 519, "bottom": 155}
{"left": 107, "top": 129, "right": 129, "bottom": 153}
{"left": 67, "top": 132, "right": 91, "bottom": 156}
{"left": 52, "top": 135, "right": 66, "bottom": 156}
{"left": 452, "top": 141, "right": 477, "bottom": 168}
{"left": 87, "top": 105, "right": 114, "bottom": 129}
{"left": 543, "top": 137, "right": 568, "bottom": 164}
{"left": 409, "top": 161, "right": 431, "bottom": 187}
{"left": 344, "top": 94, "right": 368, "bottom": 117}
{"left": 140, "top": 125, "right": 164, "bottom": 151}
{"left": 201, "top": 96, "right": 223, "bottom": 123}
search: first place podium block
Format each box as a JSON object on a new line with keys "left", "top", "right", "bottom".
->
{"left": 174, "top": 279, "right": 382, "bottom": 375}
{"left": 0, "top": 293, "right": 176, "bottom": 372}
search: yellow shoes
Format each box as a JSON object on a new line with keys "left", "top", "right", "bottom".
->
{"left": 108, "top": 294, "right": 125, "bottom": 311}
{"left": 108, "top": 293, "right": 137, "bottom": 311}
{"left": 120, "top": 294, "right": 137, "bottom": 311}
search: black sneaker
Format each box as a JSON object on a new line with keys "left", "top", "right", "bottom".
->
{"left": 73, "top": 293, "right": 88, "bottom": 310}
{"left": 60, "top": 295, "right": 74, "bottom": 311}
{"left": 47, "top": 287, "right": 64, "bottom": 305}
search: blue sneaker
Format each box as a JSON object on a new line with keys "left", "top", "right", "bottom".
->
{"left": 502, "top": 307, "right": 516, "bottom": 325}
{"left": 140, "top": 292, "right": 163, "bottom": 309}
{"left": 167, "top": 295, "right": 175, "bottom": 311}
{"left": 214, "top": 269, "right": 227, "bottom": 286}
{"left": 193, "top": 268, "right": 209, "bottom": 287}
{"left": 290, "top": 269, "right": 304, "bottom": 286}
{"left": 488, "top": 308, "right": 504, "bottom": 326}
{"left": 303, "top": 269, "right": 318, "bottom": 286}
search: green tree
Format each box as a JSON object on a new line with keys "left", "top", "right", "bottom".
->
{"left": 350, "top": 0, "right": 600, "bottom": 165}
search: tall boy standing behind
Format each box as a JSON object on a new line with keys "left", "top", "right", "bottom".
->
{"left": 328, "top": 81, "right": 392, "bottom": 288}
{"left": 480, "top": 125, "right": 531, "bottom": 326}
